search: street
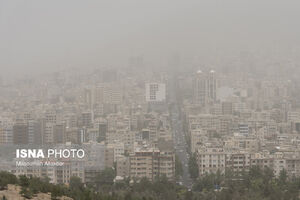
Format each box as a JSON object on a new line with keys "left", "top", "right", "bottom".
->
{"left": 169, "top": 74, "right": 193, "bottom": 189}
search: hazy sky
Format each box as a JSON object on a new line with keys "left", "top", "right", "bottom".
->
{"left": 1, "top": 0, "right": 300, "bottom": 79}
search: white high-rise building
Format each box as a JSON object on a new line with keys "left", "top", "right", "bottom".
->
{"left": 193, "top": 70, "right": 217, "bottom": 106}
{"left": 145, "top": 83, "right": 166, "bottom": 102}
{"left": 208, "top": 70, "right": 217, "bottom": 102}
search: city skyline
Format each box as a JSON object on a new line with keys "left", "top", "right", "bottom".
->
{"left": 1, "top": 1, "right": 300, "bottom": 200}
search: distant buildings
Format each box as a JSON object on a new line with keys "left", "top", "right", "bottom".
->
{"left": 13, "top": 120, "right": 28, "bottom": 145}
{"left": 0, "top": 64, "right": 300, "bottom": 185}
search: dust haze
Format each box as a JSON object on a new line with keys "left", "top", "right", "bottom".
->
{"left": 1, "top": 0, "right": 300, "bottom": 79}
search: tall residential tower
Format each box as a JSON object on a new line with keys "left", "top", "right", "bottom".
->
{"left": 193, "top": 70, "right": 217, "bottom": 106}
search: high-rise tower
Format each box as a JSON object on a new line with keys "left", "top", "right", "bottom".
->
{"left": 208, "top": 70, "right": 217, "bottom": 102}
{"left": 193, "top": 70, "right": 217, "bottom": 106}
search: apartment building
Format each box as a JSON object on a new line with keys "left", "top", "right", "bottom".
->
{"left": 191, "top": 129, "right": 207, "bottom": 153}
{"left": 116, "top": 155, "right": 130, "bottom": 178}
{"left": 226, "top": 152, "right": 251, "bottom": 172}
{"left": 196, "top": 147, "right": 226, "bottom": 175}
{"left": 129, "top": 145, "right": 175, "bottom": 181}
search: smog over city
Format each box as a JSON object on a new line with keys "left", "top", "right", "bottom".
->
{"left": 1, "top": 1, "right": 300, "bottom": 200}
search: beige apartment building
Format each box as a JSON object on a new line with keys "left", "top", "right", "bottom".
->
{"left": 116, "top": 155, "right": 130, "bottom": 178}
{"left": 226, "top": 152, "right": 251, "bottom": 172}
{"left": 129, "top": 146, "right": 175, "bottom": 181}
{"left": 191, "top": 129, "right": 207, "bottom": 153}
{"left": 196, "top": 147, "right": 226, "bottom": 175}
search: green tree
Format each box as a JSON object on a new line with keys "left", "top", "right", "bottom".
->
{"left": 69, "top": 176, "right": 84, "bottom": 191}
{"left": 51, "top": 184, "right": 65, "bottom": 200}
{"left": 175, "top": 155, "right": 183, "bottom": 178}
{"left": 0, "top": 171, "right": 18, "bottom": 190}
{"left": 20, "top": 187, "right": 33, "bottom": 199}
{"left": 188, "top": 153, "right": 199, "bottom": 179}
{"left": 279, "top": 169, "right": 287, "bottom": 186}
{"left": 193, "top": 173, "right": 221, "bottom": 192}
{"left": 19, "top": 175, "right": 29, "bottom": 187}
{"left": 95, "top": 168, "right": 116, "bottom": 190}
{"left": 28, "top": 177, "right": 43, "bottom": 194}
{"left": 133, "top": 177, "right": 152, "bottom": 193}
